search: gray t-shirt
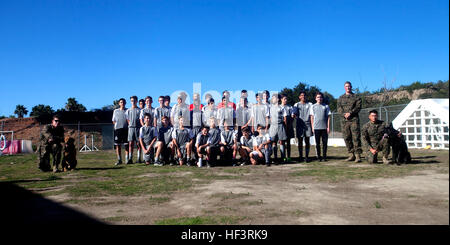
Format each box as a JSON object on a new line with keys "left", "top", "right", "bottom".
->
{"left": 293, "top": 102, "right": 313, "bottom": 123}
{"left": 240, "top": 135, "right": 254, "bottom": 148}
{"left": 171, "top": 103, "right": 190, "bottom": 128}
{"left": 220, "top": 130, "right": 237, "bottom": 145}
{"left": 172, "top": 128, "right": 194, "bottom": 147}
{"left": 252, "top": 133, "right": 271, "bottom": 148}
{"left": 191, "top": 105, "right": 203, "bottom": 127}
{"left": 154, "top": 106, "right": 171, "bottom": 127}
{"left": 207, "top": 127, "right": 221, "bottom": 147}
{"left": 236, "top": 106, "right": 251, "bottom": 127}
{"left": 310, "top": 103, "right": 331, "bottom": 130}
{"left": 139, "top": 125, "right": 157, "bottom": 145}
{"left": 202, "top": 106, "right": 217, "bottom": 127}
{"left": 270, "top": 104, "right": 287, "bottom": 125}
{"left": 217, "top": 107, "right": 235, "bottom": 127}
{"left": 251, "top": 104, "right": 270, "bottom": 127}
{"left": 158, "top": 126, "right": 173, "bottom": 145}
{"left": 126, "top": 107, "right": 141, "bottom": 128}
{"left": 140, "top": 107, "right": 154, "bottom": 125}
{"left": 196, "top": 133, "right": 209, "bottom": 147}
{"left": 112, "top": 108, "right": 128, "bottom": 130}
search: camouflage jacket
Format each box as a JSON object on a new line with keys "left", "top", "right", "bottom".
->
{"left": 361, "top": 120, "right": 390, "bottom": 151}
{"left": 41, "top": 124, "right": 65, "bottom": 145}
{"left": 337, "top": 93, "right": 362, "bottom": 121}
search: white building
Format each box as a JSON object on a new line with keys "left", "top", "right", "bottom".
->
{"left": 392, "top": 99, "right": 449, "bottom": 150}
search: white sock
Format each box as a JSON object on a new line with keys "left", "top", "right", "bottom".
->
{"left": 198, "top": 158, "right": 203, "bottom": 167}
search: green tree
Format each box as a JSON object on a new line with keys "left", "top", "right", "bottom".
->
{"left": 14, "top": 104, "right": 28, "bottom": 118}
{"left": 278, "top": 81, "right": 337, "bottom": 111}
{"left": 65, "top": 97, "right": 87, "bottom": 112}
{"left": 30, "top": 104, "right": 55, "bottom": 118}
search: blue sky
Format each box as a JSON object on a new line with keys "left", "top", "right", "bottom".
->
{"left": 0, "top": 0, "right": 448, "bottom": 116}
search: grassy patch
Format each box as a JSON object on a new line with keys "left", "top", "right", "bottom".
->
{"left": 211, "top": 192, "right": 251, "bottom": 201}
{"left": 103, "top": 216, "right": 128, "bottom": 223}
{"left": 148, "top": 196, "right": 171, "bottom": 205}
{"left": 240, "top": 199, "right": 264, "bottom": 206}
{"left": 290, "top": 162, "right": 434, "bottom": 182}
{"left": 374, "top": 201, "right": 382, "bottom": 209}
{"left": 154, "top": 215, "right": 246, "bottom": 225}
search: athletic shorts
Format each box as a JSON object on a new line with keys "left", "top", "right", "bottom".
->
{"left": 269, "top": 124, "right": 287, "bottom": 141}
{"left": 114, "top": 128, "right": 129, "bottom": 145}
{"left": 176, "top": 145, "right": 187, "bottom": 160}
{"left": 128, "top": 127, "right": 140, "bottom": 142}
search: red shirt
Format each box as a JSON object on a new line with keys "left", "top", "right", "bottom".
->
{"left": 189, "top": 104, "right": 204, "bottom": 111}
{"left": 217, "top": 101, "right": 236, "bottom": 110}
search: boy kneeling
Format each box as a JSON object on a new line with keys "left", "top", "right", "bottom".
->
{"left": 172, "top": 117, "right": 194, "bottom": 166}
{"left": 250, "top": 124, "right": 273, "bottom": 166}
{"left": 139, "top": 113, "right": 158, "bottom": 165}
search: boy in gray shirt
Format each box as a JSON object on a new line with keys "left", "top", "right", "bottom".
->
{"left": 126, "top": 95, "right": 141, "bottom": 164}
{"left": 310, "top": 92, "right": 331, "bottom": 162}
{"left": 292, "top": 91, "right": 313, "bottom": 162}
{"left": 112, "top": 98, "right": 129, "bottom": 165}
{"left": 139, "top": 96, "right": 154, "bottom": 163}
{"left": 139, "top": 113, "right": 158, "bottom": 165}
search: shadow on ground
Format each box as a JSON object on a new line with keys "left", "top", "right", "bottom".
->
{"left": 0, "top": 182, "right": 105, "bottom": 225}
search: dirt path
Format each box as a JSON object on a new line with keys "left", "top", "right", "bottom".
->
{"left": 50, "top": 165, "right": 448, "bottom": 225}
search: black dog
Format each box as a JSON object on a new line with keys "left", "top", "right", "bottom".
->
{"left": 383, "top": 127, "right": 411, "bottom": 165}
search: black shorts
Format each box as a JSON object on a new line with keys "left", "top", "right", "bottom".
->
{"left": 198, "top": 147, "right": 208, "bottom": 155}
{"left": 114, "top": 128, "right": 129, "bottom": 145}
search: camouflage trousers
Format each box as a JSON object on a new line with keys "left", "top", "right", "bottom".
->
{"left": 365, "top": 139, "right": 390, "bottom": 164}
{"left": 38, "top": 143, "right": 62, "bottom": 171}
{"left": 342, "top": 120, "right": 362, "bottom": 154}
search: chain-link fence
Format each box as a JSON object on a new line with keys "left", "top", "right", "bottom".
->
{"left": 329, "top": 104, "right": 408, "bottom": 138}
{"left": 38, "top": 123, "right": 114, "bottom": 152}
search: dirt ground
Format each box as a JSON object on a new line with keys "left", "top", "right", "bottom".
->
{"left": 38, "top": 148, "right": 449, "bottom": 225}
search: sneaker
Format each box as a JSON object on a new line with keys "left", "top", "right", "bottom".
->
{"left": 266, "top": 162, "right": 271, "bottom": 167}
{"left": 305, "top": 157, "right": 310, "bottom": 163}
{"left": 126, "top": 159, "right": 133, "bottom": 164}
{"left": 186, "top": 161, "right": 192, "bottom": 167}
{"left": 323, "top": 157, "right": 328, "bottom": 162}
{"left": 286, "top": 157, "right": 292, "bottom": 162}
{"left": 52, "top": 166, "right": 59, "bottom": 173}
{"left": 115, "top": 160, "right": 122, "bottom": 166}
{"left": 206, "top": 163, "right": 211, "bottom": 168}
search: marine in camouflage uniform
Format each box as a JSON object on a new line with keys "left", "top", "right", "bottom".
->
{"left": 38, "top": 116, "right": 65, "bottom": 172}
{"left": 337, "top": 82, "right": 362, "bottom": 162}
{"left": 361, "top": 119, "right": 392, "bottom": 164}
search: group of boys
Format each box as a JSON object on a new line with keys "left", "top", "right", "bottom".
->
{"left": 111, "top": 81, "right": 403, "bottom": 167}
{"left": 111, "top": 86, "right": 336, "bottom": 168}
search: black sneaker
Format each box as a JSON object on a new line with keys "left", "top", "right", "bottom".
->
{"left": 323, "top": 157, "right": 328, "bottom": 162}
{"left": 126, "top": 159, "right": 133, "bottom": 164}
{"left": 266, "top": 162, "right": 271, "bottom": 167}
{"left": 305, "top": 157, "right": 310, "bottom": 163}
{"left": 115, "top": 160, "right": 122, "bottom": 166}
